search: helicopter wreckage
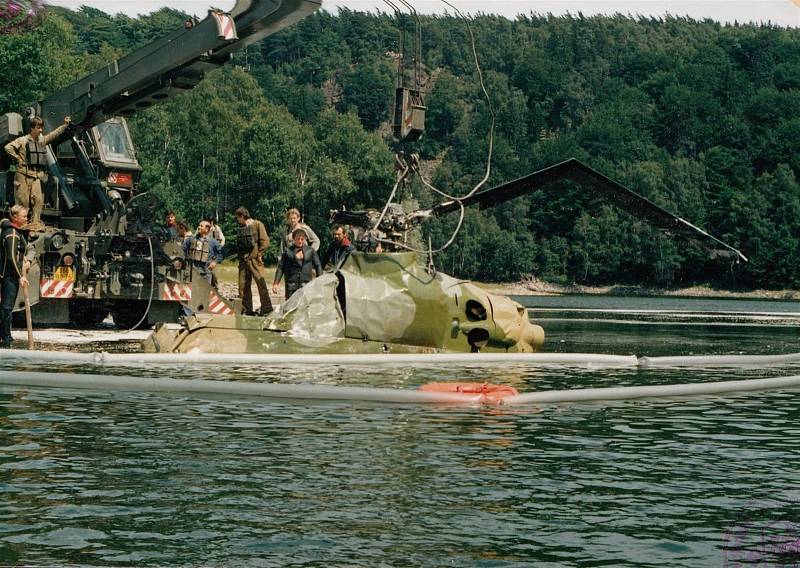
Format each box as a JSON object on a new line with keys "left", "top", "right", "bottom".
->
{"left": 143, "top": 158, "right": 746, "bottom": 355}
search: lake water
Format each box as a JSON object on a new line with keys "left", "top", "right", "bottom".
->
{"left": 2, "top": 295, "right": 800, "bottom": 566}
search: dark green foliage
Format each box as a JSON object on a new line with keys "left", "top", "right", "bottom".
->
{"left": 0, "top": 14, "right": 83, "bottom": 110}
{"left": 337, "top": 61, "right": 395, "bottom": 130}
{"left": 11, "top": 7, "right": 800, "bottom": 288}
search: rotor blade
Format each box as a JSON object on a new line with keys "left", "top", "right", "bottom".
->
{"left": 430, "top": 158, "right": 747, "bottom": 263}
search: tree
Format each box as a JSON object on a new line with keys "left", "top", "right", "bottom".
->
{"left": 313, "top": 109, "right": 395, "bottom": 207}
{"left": 31, "top": 6, "right": 800, "bottom": 287}
{"left": 0, "top": 14, "right": 85, "bottom": 111}
{"left": 337, "top": 60, "right": 394, "bottom": 130}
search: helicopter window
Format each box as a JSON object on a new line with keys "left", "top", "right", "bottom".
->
{"left": 465, "top": 300, "right": 487, "bottom": 321}
{"left": 93, "top": 118, "right": 137, "bottom": 164}
{"left": 467, "top": 328, "right": 489, "bottom": 351}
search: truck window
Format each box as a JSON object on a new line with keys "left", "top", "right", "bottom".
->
{"left": 93, "top": 118, "right": 138, "bottom": 165}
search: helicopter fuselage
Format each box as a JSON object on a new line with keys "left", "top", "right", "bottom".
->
{"left": 143, "top": 251, "right": 545, "bottom": 354}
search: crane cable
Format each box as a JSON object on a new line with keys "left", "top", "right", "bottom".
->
{"left": 383, "top": 0, "right": 406, "bottom": 90}
{"left": 381, "top": 0, "right": 496, "bottom": 255}
{"left": 120, "top": 236, "right": 155, "bottom": 332}
{"left": 397, "top": 0, "right": 422, "bottom": 91}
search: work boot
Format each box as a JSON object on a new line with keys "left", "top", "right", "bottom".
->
{"left": 0, "top": 311, "right": 11, "bottom": 347}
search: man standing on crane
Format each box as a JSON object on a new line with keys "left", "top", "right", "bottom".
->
{"left": 4, "top": 115, "right": 72, "bottom": 232}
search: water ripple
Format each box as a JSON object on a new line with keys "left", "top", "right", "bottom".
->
{"left": 2, "top": 308, "right": 800, "bottom": 565}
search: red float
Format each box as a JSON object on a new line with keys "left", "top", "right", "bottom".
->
{"left": 419, "top": 382, "right": 519, "bottom": 405}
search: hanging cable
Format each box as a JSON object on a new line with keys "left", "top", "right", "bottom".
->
{"left": 383, "top": 0, "right": 406, "bottom": 87}
{"left": 120, "top": 236, "right": 156, "bottom": 332}
{"left": 383, "top": 0, "right": 404, "bottom": 89}
{"left": 374, "top": 160, "right": 412, "bottom": 232}
{"left": 437, "top": 0, "right": 495, "bottom": 199}
{"left": 397, "top": 0, "right": 421, "bottom": 91}
{"left": 382, "top": 0, "right": 495, "bottom": 255}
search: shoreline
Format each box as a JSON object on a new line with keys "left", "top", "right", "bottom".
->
{"left": 481, "top": 278, "right": 800, "bottom": 301}
{"left": 217, "top": 262, "right": 800, "bottom": 302}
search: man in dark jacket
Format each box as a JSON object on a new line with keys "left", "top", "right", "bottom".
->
{"left": 0, "top": 205, "right": 36, "bottom": 347}
{"left": 272, "top": 228, "right": 322, "bottom": 300}
{"left": 321, "top": 224, "right": 355, "bottom": 268}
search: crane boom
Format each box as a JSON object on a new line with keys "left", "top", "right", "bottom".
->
{"left": 36, "top": 0, "right": 320, "bottom": 130}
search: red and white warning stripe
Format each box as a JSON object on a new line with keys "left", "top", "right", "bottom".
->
{"left": 212, "top": 12, "right": 237, "bottom": 41}
{"left": 40, "top": 279, "right": 75, "bottom": 298}
{"left": 208, "top": 290, "right": 234, "bottom": 315}
{"left": 161, "top": 282, "right": 192, "bottom": 302}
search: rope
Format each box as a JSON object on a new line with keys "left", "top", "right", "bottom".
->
{"left": 120, "top": 236, "right": 155, "bottom": 332}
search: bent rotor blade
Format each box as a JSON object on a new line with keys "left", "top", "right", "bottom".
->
{"left": 431, "top": 158, "right": 747, "bottom": 263}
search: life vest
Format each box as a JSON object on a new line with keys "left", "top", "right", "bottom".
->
{"left": 25, "top": 137, "right": 48, "bottom": 169}
{"left": 187, "top": 238, "right": 210, "bottom": 263}
{"left": 236, "top": 223, "right": 256, "bottom": 252}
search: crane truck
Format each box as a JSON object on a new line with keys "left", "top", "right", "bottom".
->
{"left": 0, "top": 0, "right": 320, "bottom": 327}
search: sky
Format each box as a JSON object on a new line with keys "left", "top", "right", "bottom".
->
{"left": 44, "top": 0, "right": 800, "bottom": 27}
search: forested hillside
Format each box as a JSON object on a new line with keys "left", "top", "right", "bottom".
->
{"left": 5, "top": 6, "right": 800, "bottom": 288}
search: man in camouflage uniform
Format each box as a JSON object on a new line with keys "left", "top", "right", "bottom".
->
{"left": 4, "top": 115, "right": 72, "bottom": 232}
{"left": 0, "top": 205, "right": 36, "bottom": 347}
{"left": 235, "top": 206, "right": 272, "bottom": 315}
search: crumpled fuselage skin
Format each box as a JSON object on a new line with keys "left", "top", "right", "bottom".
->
{"left": 142, "top": 252, "right": 545, "bottom": 354}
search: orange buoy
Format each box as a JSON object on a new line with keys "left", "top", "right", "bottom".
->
{"left": 419, "top": 382, "right": 519, "bottom": 405}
